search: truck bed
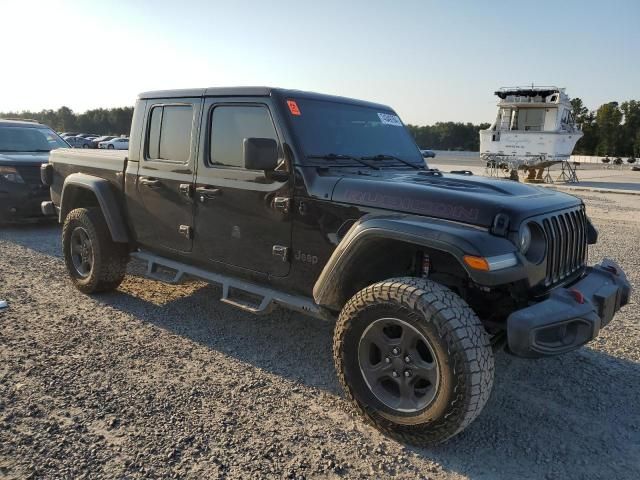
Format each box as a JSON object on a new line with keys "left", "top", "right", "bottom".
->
{"left": 47, "top": 148, "right": 128, "bottom": 208}
{"left": 49, "top": 148, "right": 127, "bottom": 172}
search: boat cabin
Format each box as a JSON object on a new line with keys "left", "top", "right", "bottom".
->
{"left": 490, "top": 87, "right": 577, "bottom": 134}
{"left": 479, "top": 86, "right": 583, "bottom": 170}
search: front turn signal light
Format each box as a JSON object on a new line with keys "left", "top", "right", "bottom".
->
{"left": 464, "top": 253, "right": 518, "bottom": 271}
{"left": 463, "top": 255, "right": 490, "bottom": 271}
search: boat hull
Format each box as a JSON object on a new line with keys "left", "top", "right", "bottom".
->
{"left": 480, "top": 130, "right": 583, "bottom": 167}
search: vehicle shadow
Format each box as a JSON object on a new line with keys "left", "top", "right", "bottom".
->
{"left": 420, "top": 349, "right": 640, "bottom": 479}
{"left": 99, "top": 263, "right": 341, "bottom": 393}
{"left": 95, "top": 263, "right": 640, "bottom": 480}
{"left": 0, "top": 222, "right": 61, "bottom": 258}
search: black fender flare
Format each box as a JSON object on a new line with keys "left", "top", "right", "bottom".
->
{"left": 312, "top": 214, "right": 526, "bottom": 310}
{"left": 59, "top": 173, "right": 129, "bottom": 243}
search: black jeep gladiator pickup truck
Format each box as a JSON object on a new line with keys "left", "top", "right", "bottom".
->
{"left": 41, "top": 87, "right": 630, "bottom": 445}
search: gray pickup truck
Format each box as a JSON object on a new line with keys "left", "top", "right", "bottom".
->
{"left": 41, "top": 87, "right": 630, "bottom": 445}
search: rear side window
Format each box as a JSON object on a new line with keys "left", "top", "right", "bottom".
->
{"left": 147, "top": 104, "right": 193, "bottom": 163}
{"left": 147, "top": 107, "right": 162, "bottom": 158}
{"left": 210, "top": 105, "right": 277, "bottom": 168}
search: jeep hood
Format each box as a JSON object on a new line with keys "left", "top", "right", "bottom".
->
{"left": 331, "top": 171, "right": 581, "bottom": 229}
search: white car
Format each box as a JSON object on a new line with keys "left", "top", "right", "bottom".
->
{"left": 99, "top": 137, "right": 129, "bottom": 150}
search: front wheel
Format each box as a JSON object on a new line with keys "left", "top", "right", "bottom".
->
{"left": 62, "top": 207, "right": 129, "bottom": 293}
{"left": 107, "top": 144, "right": 114, "bottom": 149}
{"left": 333, "top": 277, "right": 494, "bottom": 445}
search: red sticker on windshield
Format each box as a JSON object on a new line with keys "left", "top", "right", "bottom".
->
{"left": 287, "top": 100, "right": 301, "bottom": 116}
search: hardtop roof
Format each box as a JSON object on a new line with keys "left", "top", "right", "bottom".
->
{"left": 0, "top": 119, "right": 46, "bottom": 128}
{"left": 137, "top": 87, "right": 392, "bottom": 110}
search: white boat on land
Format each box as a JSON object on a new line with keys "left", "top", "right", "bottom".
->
{"left": 480, "top": 86, "right": 583, "bottom": 181}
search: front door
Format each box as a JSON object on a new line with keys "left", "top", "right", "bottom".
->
{"left": 134, "top": 98, "right": 201, "bottom": 253}
{"left": 193, "top": 99, "right": 292, "bottom": 277}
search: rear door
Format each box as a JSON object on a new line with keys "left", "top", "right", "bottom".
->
{"left": 133, "top": 98, "right": 201, "bottom": 253}
{"left": 192, "top": 98, "right": 292, "bottom": 276}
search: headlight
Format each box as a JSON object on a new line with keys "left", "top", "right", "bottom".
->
{"left": 518, "top": 222, "right": 546, "bottom": 264}
{"left": 0, "top": 166, "right": 25, "bottom": 184}
{"left": 518, "top": 224, "right": 532, "bottom": 254}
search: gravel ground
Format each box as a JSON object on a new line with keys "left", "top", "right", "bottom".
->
{"left": 1, "top": 192, "right": 639, "bottom": 479}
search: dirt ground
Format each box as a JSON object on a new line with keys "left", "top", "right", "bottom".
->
{"left": 1, "top": 191, "right": 639, "bottom": 479}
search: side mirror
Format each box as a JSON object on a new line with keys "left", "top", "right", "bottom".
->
{"left": 243, "top": 138, "right": 278, "bottom": 171}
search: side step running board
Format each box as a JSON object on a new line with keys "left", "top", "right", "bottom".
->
{"left": 131, "top": 251, "right": 333, "bottom": 321}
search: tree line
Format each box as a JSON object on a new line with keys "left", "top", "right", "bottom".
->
{"left": 3, "top": 99, "right": 639, "bottom": 157}
{"left": 570, "top": 99, "right": 640, "bottom": 157}
{"left": 0, "top": 106, "right": 134, "bottom": 136}
{"left": 406, "top": 122, "right": 490, "bottom": 152}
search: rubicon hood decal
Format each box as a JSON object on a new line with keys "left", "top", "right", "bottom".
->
{"left": 330, "top": 171, "right": 581, "bottom": 228}
{"left": 344, "top": 189, "right": 480, "bottom": 223}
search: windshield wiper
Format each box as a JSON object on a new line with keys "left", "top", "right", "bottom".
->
{"left": 360, "top": 154, "right": 421, "bottom": 169}
{"left": 307, "top": 153, "right": 379, "bottom": 170}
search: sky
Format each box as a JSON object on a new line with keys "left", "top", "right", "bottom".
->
{"left": 1, "top": 0, "right": 638, "bottom": 125}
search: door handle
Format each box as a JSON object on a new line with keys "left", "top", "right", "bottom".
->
{"left": 139, "top": 177, "right": 160, "bottom": 187}
{"left": 196, "top": 186, "right": 222, "bottom": 201}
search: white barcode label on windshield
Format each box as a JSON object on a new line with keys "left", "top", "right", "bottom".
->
{"left": 377, "top": 113, "right": 403, "bottom": 126}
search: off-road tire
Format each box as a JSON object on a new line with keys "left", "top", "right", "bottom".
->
{"left": 333, "top": 277, "right": 494, "bottom": 445}
{"left": 62, "top": 207, "right": 128, "bottom": 293}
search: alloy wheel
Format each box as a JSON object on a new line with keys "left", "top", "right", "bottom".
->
{"left": 70, "top": 227, "right": 93, "bottom": 278}
{"left": 358, "top": 317, "right": 439, "bottom": 413}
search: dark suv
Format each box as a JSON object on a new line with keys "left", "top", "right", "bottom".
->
{"left": 0, "top": 119, "right": 67, "bottom": 222}
{"left": 42, "top": 87, "right": 631, "bottom": 445}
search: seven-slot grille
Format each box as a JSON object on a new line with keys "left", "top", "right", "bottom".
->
{"left": 539, "top": 206, "right": 588, "bottom": 287}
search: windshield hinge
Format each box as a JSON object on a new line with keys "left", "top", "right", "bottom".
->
{"left": 272, "top": 245, "right": 289, "bottom": 261}
{"left": 179, "top": 183, "right": 193, "bottom": 198}
{"left": 273, "top": 197, "right": 291, "bottom": 214}
{"left": 178, "top": 225, "right": 193, "bottom": 239}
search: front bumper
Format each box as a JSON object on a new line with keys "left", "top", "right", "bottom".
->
{"left": 0, "top": 181, "right": 53, "bottom": 222}
{"left": 507, "top": 259, "right": 631, "bottom": 358}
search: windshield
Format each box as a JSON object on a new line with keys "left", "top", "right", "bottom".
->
{"left": 286, "top": 98, "right": 424, "bottom": 166}
{"left": 0, "top": 126, "right": 69, "bottom": 152}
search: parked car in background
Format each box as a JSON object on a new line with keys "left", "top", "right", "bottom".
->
{"left": 420, "top": 149, "right": 436, "bottom": 158}
{"left": 98, "top": 137, "right": 129, "bottom": 149}
{"left": 77, "top": 133, "right": 100, "bottom": 139}
{"left": 0, "top": 119, "right": 67, "bottom": 222}
{"left": 65, "top": 136, "right": 93, "bottom": 148}
{"left": 60, "top": 132, "right": 78, "bottom": 138}
{"left": 90, "top": 135, "right": 115, "bottom": 148}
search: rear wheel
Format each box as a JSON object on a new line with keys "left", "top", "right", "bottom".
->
{"left": 333, "top": 277, "right": 494, "bottom": 445}
{"left": 62, "top": 207, "right": 128, "bottom": 293}
{"left": 107, "top": 144, "right": 114, "bottom": 149}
